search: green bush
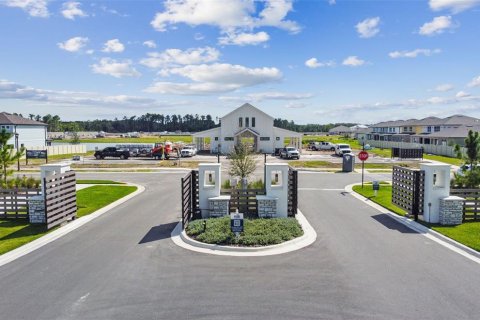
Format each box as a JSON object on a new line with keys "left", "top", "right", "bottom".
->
{"left": 0, "top": 176, "right": 41, "bottom": 189}
{"left": 186, "top": 216, "right": 303, "bottom": 246}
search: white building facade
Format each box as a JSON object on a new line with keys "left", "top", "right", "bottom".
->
{"left": 193, "top": 103, "right": 302, "bottom": 154}
{"left": 0, "top": 112, "right": 47, "bottom": 148}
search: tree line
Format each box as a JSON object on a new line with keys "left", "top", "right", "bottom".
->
{"left": 12, "top": 113, "right": 356, "bottom": 133}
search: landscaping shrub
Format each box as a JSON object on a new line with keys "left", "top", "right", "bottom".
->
{"left": 186, "top": 216, "right": 303, "bottom": 246}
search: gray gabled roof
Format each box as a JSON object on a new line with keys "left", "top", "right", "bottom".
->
{"left": 0, "top": 112, "right": 47, "bottom": 126}
{"left": 329, "top": 125, "right": 352, "bottom": 133}
{"left": 372, "top": 115, "right": 480, "bottom": 128}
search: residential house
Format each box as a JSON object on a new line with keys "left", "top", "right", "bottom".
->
{"left": 0, "top": 112, "right": 47, "bottom": 148}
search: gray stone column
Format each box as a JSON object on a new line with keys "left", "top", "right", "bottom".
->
{"left": 439, "top": 196, "right": 464, "bottom": 225}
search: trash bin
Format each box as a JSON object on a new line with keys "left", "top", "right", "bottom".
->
{"left": 342, "top": 153, "right": 355, "bottom": 172}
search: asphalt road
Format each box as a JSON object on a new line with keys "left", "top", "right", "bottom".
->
{"left": 0, "top": 171, "right": 479, "bottom": 320}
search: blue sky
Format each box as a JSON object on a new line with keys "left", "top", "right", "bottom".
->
{"left": 1, "top": 0, "right": 479, "bottom": 124}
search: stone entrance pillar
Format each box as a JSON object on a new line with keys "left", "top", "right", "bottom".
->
{"left": 420, "top": 163, "right": 451, "bottom": 223}
{"left": 263, "top": 163, "right": 289, "bottom": 218}
{"left": 198, "top": 163, "right": 221, "bottom": 218}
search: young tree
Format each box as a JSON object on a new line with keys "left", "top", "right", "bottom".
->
{"left": 0, "top": 129, "right": 25, "bottom": 185}
{"left": 453, "top": 130, "right": 480, "bottom": 188}
{"left": 228, "top": 143, "right": 257, "bottom": 189}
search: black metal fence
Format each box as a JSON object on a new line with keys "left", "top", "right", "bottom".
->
{"left": 288, "top": 168, "right": 298, "bottom": 217}
{"left": 450, "top": 189, "right": 480, "bottom": 221}
{"left": 391, "top": 147, "right": 423, "bottom": 160}
{"left": 392, "top": 166, "right": 425, "bottom": 221}
{"left": 181, "top": 170, "right": 198, "bottom": 229}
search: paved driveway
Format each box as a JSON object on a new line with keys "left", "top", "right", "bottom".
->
{"left": 0, "top": 171, "right": 479, "bottom": 320}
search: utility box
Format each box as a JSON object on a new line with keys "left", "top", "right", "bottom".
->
{"left": 342, "top": 153, "right": 355, "bottom": 172}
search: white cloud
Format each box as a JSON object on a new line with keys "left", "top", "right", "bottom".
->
{"left": 305, "top": 58, "right": 335, "bottom": 68}
{"left": 355, "top": 17, "right": 380, "bottom": 38}
{"left": 4, "top": 0, "right": 49, "bottom": 18}
{"left": 91, "top": 58, "right": 141, "bottom": 78}
{"left": 468, "top": 76, "right": 480, "bottom": 87}
{"left": 218, "top": 31, "right": 270, "bottom": 46}
{"left": 150, "top": 0, "right": 300, "bottom": 45}
{"left": 0, "top": 79, "right": 182, "bottom": 111}
{"left": 429, "top": 0, "right": 480, "bottom": 13}
{"left": 220, "top": 91, "right": 312, "bottom": 102}
{"left": 140, "top": 47, "right": 220, "bottom": 69}
{"left": 146, "top": 63, "right": 282, "bottom": 95}
{"left": 61, "top": 1, "right": 87, "bottom": 20}
{"left": 285, "top": 102, "right": 306, "bottom": 109}
{"left": 389, "top": 48, "right": 441, "bottom": 58}
{"left": 328, "top": 0, "right": 336, "bottom": 5}
{"left": 143, "top": 40, "right": 157, "bottom": 48}
{"left": 57, "top": 36, "right": 89, "bottom": 52}
{"left": 434, "top": 83, "right": 454, "bottom": 92}
{"left": 102, "top": 39, "right": 125, "bottom": 53}
{"left": 419, "top": 16, "right": 455, "bottom": 36}
{"left": 342, "top": 56, "right": 365, "bottom": 67}
{"left": 456, "top": 91, "right": 471, "bottom": 98}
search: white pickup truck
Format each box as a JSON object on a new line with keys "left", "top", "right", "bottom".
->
{"left": 335, "top": 144, "right": 352, "bottom": 156}
{"left": 308, "top": 141, "right": 336, "bottom": 151}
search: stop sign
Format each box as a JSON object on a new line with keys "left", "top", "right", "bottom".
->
{"left": 358, "top": 151, "right": 369, "bottom": 161}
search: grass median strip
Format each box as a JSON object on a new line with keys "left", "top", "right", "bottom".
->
{"left": 186, "top": 216, "right": 303, "bottom": 246}
{"left": 352, "top": 184, "right": 480, "bottom": 252}
{"left": 0, "top": 185, "right": 137, "bottom": 255}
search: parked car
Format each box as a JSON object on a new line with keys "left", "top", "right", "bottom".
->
{"left": 280, "top": 147, "right": 300, "bottom": 159}
{"left": 94, "top": 147, "right": 130, "bottom": 160}
{"left": 181, "top": 145, "right": 197, "bottom": 157}
{"left": 335, "top": 144, "right": 352, "bottom": 156}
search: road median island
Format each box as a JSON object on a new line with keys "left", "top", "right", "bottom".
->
{"left": 0, "top": 183, "right": 140, "bottom": 258}
{"left": 171, "top": 209, "right": 317, "bottom": 256}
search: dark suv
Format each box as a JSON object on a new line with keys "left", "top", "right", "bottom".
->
{"left": 94, "top": 147, "right": 130, "bottom": 160}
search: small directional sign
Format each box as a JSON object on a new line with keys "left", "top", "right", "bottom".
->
{"left": 230, "top": 212, "right": 244, "bottom": 233}
{"left": 372, "top": 181, "right": 380, "bottom": 191}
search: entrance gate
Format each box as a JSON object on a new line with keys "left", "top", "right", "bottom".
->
{"left": 392, "top": 166, "right": 425, "bottom": 221}
{"left": 181, "top": 170, "right": 198, "bottom": 229}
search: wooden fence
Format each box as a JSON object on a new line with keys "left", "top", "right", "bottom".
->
{"left": 44, "top": 171, "right": 77, "bottom": 229}
{"left": 392, "top": 166, "right": 425, "bottom": 221}
{"left": 0, "top": 188, "right": 42, "bottom": 219}
{"left": 221, "top": 189, "right": 265, "bottom": 217}
{"left": 450, "top": 189, "right": 480, "bottom": 221}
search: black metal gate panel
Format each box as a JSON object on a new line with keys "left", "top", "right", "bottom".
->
{"left": 392, "top": 166, "right": 425, "bottom": 221}
{"left": 288, "top": 168, "right": 298, "bottom": 217}
{"left": 391, "top": 147, "right": 424, "bottom": 159}
{"left": 181, "top": 170, "right": 198, "bottom": 229}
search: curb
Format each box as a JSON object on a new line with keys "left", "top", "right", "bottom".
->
{"left": 0, "top": 183, "right": 145, "bottom": 268}
{"left": 345, "top": 183, "right": 480, "bottom": 265}
{"left": 170, "top": 209, "right": 317, "bottom": 257}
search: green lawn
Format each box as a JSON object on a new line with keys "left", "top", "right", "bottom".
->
{"left": 76, "top": 180, "right": 124, "bottom": 184}
{"left": 186, "top": 216, "right": 303, "bottom": 246}
{"left": 353, "top": 184, "right": 407, "bottom": 216}
{"left": 352, "top": 184, "right": 480, "bottom": 252}
{"left": 0, "top": 185, "right": 137, "bottom": 255}
{"left": 76, "top": 185, "right": 137, "bottom": 217}
{"left": 423, "top": 154, "right": 463, "bottom": 166}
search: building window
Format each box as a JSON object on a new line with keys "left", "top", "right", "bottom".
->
{"left": 214, "top": 137, "right": 218, "bottom": 141}
{"left": 260, "top": 137, "right": 270, "bottom": 141}
{"left": 427, "top": 126, "right": 432, "bottom": 133}
{"left": 245, "top": 117, "right": 249, "bottom": 127}
{"left": 434, "top": 126, "right": 440, "bottom": 132}
{"left": 404, "top": 127, "right": 408, "bottom": 131}
{"left": 252, "top": 117, "right": 256, "bottom": 127}
{"left": 224, "top": 137, "right": 234, "bottom": 141}
{"left": 276, "top": 137, "right": 280, "bottom": 141}
{"left": 239, "top": 117, "right": 243, "bottom": 127}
